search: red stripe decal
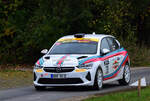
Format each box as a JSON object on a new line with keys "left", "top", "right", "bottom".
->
{"left": 57, "top": 55, "right": 69, "bottom": 65}
{"left": 83, "top": 51, "right": 127, "bottom": 64}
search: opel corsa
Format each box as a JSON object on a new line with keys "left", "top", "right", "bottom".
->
{"left": 33, "top": 33, "right": 131, "bottom": 90}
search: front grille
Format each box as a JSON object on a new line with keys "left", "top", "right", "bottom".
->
{"left": 38, "top": 78, "right": 83, "bottom": 84}
{"left": 44, "top": 67, "right": 74, "bottom": 73}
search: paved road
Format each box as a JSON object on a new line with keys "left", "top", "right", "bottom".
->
{"left": 0, "top": 68, "right": 150, "bottom": 101}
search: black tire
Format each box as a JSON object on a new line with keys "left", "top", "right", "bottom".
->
{"left": 34, "top": 85, "right": 46, "bottom": 91}
{"left": 93, "top": 68, "right": 103, "bottom": 90}
{"left": 118, "top": 64, "right": 131, "bottom": 85}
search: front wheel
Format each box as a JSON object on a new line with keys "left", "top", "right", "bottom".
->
{"left": 118, "top": 64, "right": 131, "bottom": 85}
{"left": 93, "top": 68, "right": 103, "bottom": 90}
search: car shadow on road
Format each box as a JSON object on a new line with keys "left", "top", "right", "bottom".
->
{"left": 36, "top": 83, "right": 122, "bottom": 92}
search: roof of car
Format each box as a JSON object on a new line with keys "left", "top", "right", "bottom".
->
{"left": 60, "top": 34, "right": 114, "bottom": 39}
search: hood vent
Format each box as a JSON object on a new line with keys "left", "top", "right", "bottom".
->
{"left": 44, "top": 56, "right": 50, "bottom": 60}
{"left": 77, "top": 56, "right": 88, "bottom": 60}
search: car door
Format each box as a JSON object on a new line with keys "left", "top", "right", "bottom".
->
{"left": 106, "top": 37, "right": 122, "bottom": 75}
{"left": 100, "top": 38, "right": 111, "bottom": 76}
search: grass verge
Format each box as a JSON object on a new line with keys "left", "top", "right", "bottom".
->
{"left": 0, "top": 69, "right": 33, "bottom": 90}
{"left": 84, "top": 87, "right": 150, "bottom": 101}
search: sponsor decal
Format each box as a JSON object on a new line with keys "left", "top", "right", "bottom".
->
{"left": 58, "top": 38, "right": 99, "bottom": 43}
{"left": 55, "top": 42, "right": 62, "bottom": 46}
{"left": 103, "top": 54, "right": 128, "bottom": 80}
{"left": 104, "top": 59, "right": 109, "bottom": 74}
{"left": 40, "top": 74, "right": 43, "bottom": 77}
{"left": 112, "top": 60, "right": 119, "bottom": 69}
{"left": 44, "top": 73, "right": 48, "bottom": 76}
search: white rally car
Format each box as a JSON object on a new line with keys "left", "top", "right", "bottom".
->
{"left": 33, "top": 33, "right": 131, "bottom": 90}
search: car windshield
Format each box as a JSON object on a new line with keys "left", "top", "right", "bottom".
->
{"left": 49, "top": 42, "right": 98, "bottom": 54}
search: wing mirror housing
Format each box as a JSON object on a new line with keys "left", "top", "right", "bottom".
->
{"left": 101, "top": 48, "right": 110, "bottom": 55}
{"left": 41, "top": 49, "right": 48, "bottom": 54}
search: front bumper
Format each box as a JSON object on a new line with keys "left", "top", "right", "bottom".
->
{"left": 33, "top": 68, "right": 94, "bottom": 86}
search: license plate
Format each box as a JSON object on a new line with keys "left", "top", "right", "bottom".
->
{"left": 50, "top": 74, "right": 66, "bottom": 79}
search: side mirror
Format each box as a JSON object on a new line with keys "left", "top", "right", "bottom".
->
{"left": 41, "top": 49, "right": 48, "bottom": 54}
{"left": 101, "top": 48, "right": 110, "bottom": 55}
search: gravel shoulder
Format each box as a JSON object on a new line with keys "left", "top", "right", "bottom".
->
{"left": 0, "top": 70, "right": 33, "bottom": 90}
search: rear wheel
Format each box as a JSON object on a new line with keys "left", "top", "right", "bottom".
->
{"left": 118, "top": 64, "right": 131, "bottom": 85}
{"left": 94, "top": 68, "right": 103, "bottom": 90}
{"left": 34, "top": 85, "right": 46, "bottom": 91}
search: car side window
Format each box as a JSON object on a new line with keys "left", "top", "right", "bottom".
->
{"left": 107, "top": 37, "right": 119, "bottom": 51}
{"left": 100, "top": 38, "right": 110, "bottom": 51}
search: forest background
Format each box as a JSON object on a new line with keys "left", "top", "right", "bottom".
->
{"left": 0, "top": 0, "right": 150, "bottom": 66}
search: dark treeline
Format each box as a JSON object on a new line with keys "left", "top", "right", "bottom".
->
{"left": 0, "top": 0, "right": 150, "bottom": 65}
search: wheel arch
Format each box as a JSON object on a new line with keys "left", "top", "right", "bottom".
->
{"left": 97, "top": 65, "right": 104, "bottom": 74}
{"left": 94, "top": 65, "right": 104, "bottom": 80}
{"left": 93, "top": 64, "right": 104, "bottom": 90}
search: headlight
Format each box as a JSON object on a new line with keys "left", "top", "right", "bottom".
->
{"left": 78, "top": 63, "right": 93, "bottom": 69}
{"left": 34, "top": 64, "right": 43, "bottom": 69}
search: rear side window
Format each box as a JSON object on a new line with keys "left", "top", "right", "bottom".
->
{"left": 107, "top": 37, "right": 119, "bottom": 51}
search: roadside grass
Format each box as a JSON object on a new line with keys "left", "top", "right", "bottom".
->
{"left": 0, "top": 64, "right": 33, "bottom": 70}
{"left": 84, "top": 87, "right": 150, "bottom": 101}
{"left": 0, "top": 69, "right": 33, "bottom": 90}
